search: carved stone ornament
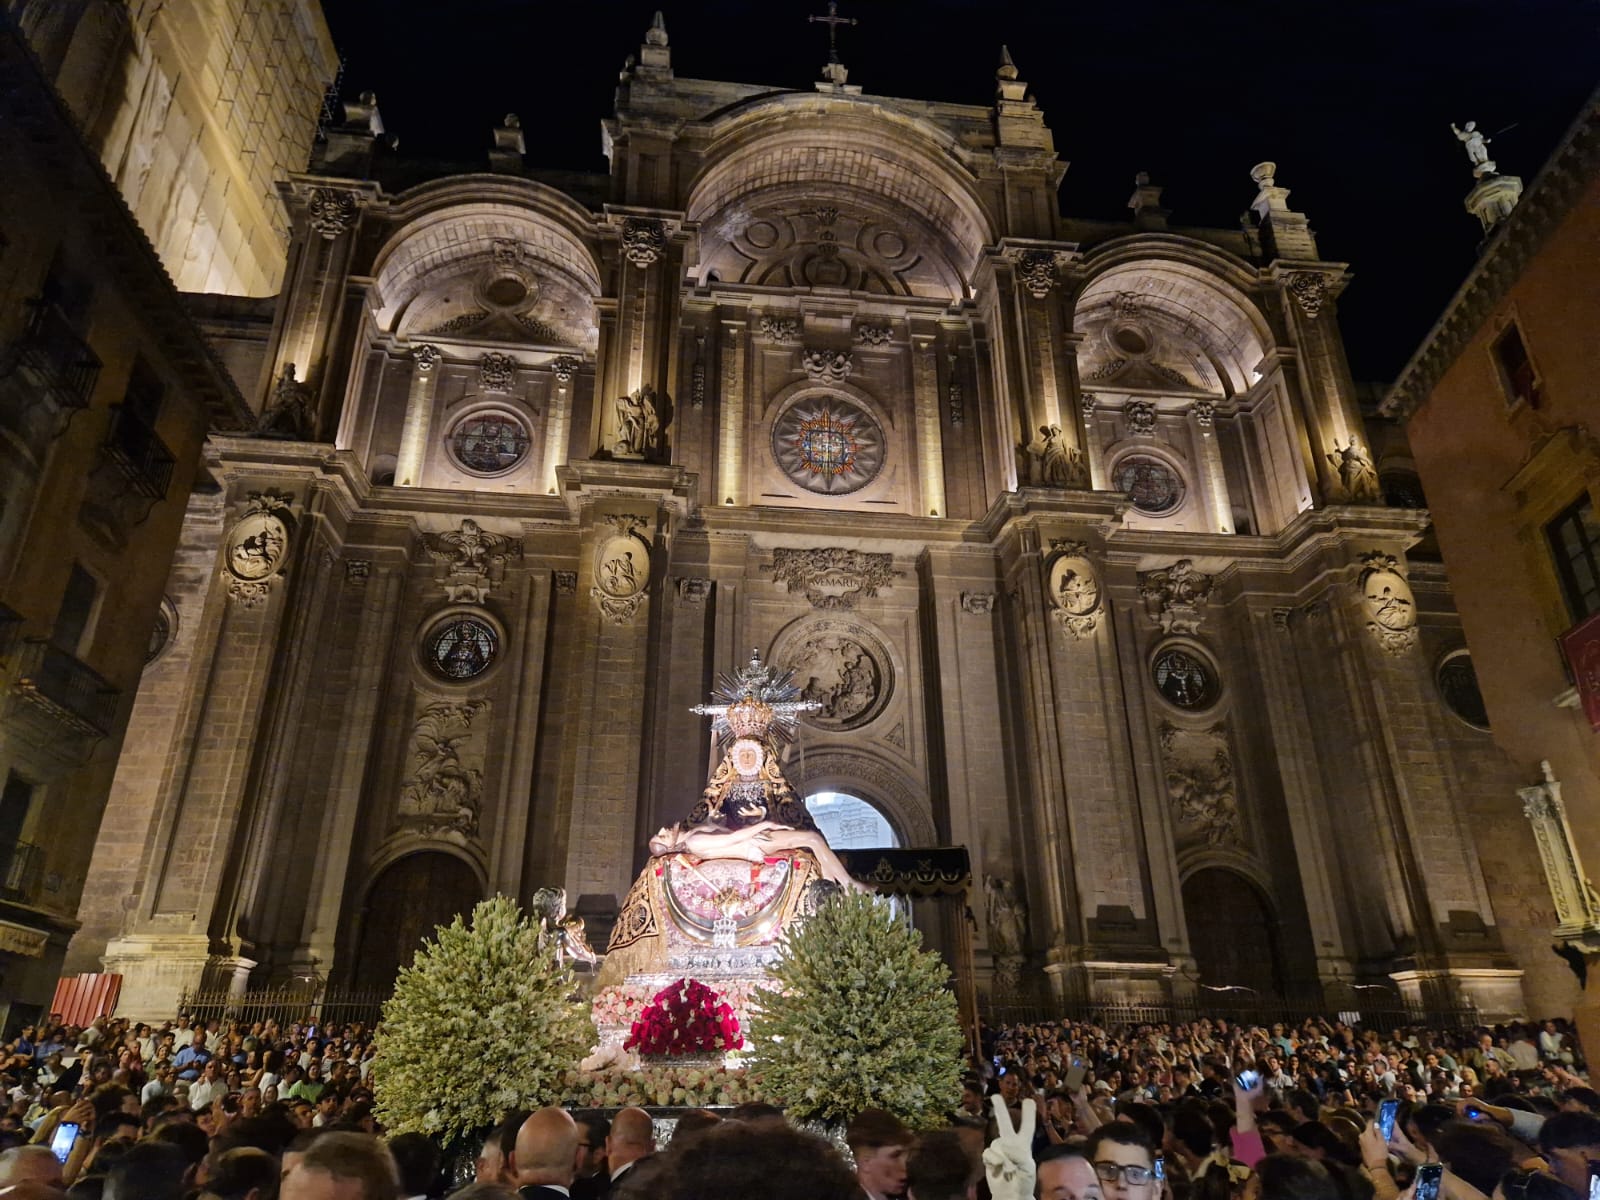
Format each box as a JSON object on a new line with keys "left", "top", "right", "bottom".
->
{"left": 621, "top": 216, "right": 667, "bottom": 268}
{"left": 766, "top": 546, "right": 903, "bottom": 610}
{"left": 345, "top": 559, "right": 371, "bottom": 583}
{"left": 801, "top": 347, "right": 854, "bottom": 383}
{"left": 479, "top": 352, "right": 517, "bottom": 393}
{"left": 1160, "top": 721, "right": 1241, "bottom": 849}
{"left": 781, "top": 617, "right": 890, "bottom": 730}
{"left": 1519, "top": 761, "right": 1600, "bottom": 933}
{"left": 1358, "top": 551, "right": 1417, "bottom": 656}
{"left": 759, "top": 315, "right": 799, "bottom": 343}
{"left": 1193, "top": 399, "right": 1216, "bottom": 431}
{"left": 222, "top": 491, "right": 294, "bottom": 607}
{"left": 612, "top": 384, "right": 670, "bottom": 461}
{"left": 423, "top": 518, "right": 524, "bottom": 605}
{"left": 1046, "top": 541, "right": 1102, "bottom": 639}
{"left": 553, "top": 570, "right": 578, "bottom": 594}
{"left": 413, "top": 344, "right": 442, "bottom": 373}
{"left": 1020, "top": 424, "right": 1089, "bottom": 489}
{"left": 855, "top": 322, "right": 893, "bottom": 346}
{"left": 947, "top": 353, "right": 965, "bottom": 427}
{"left": 1014, "top": 249, "right": 1059, "bottom": 299}
{"left": 1287, "top": 271, "right": 1328, "bottom": 318}
{"left": 984, "top": 875, "right": 1028, "bottom": 990}
{"left": 551, "top": 354, "right": 580, "bottom": 384}
{"left": 675, "top": 576, "right": 711, "bottom": 603}
{"left": 1081, "top": 392, "right": 1098, "bottom": 423}
{"left": 307, "top": 188, "right": 358, "bottom": 239}
{"left": 257, "top": 363, "right": 315, "bottom": 440}
{"left": 398, "top": 699, "right": 490, "bottom": 836}
{"left": 1139, "top": 558, "right": 1214, "bottom": 634}
{"left": 591, "top": 516, "right": 652, "bottom": 624}
{"left": 1125, "top": 400, "right": 1158, "bottom": 436}
{"left": 961, "top": 591, "right": 996, "bottom": 615}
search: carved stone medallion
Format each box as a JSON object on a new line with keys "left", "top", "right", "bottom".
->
{"left": 479, "top": 352, "right": 517, "bottom": 393}
{"left": 1358, "top": 551, "right": 1417, "bottom": 656}
{"left": 1125, "top": 401, "right": 1158, "bottom": 436}
{"left": 591, "top": 514, "right": 652, "bottom": 624}
{"left": 777, "top": 618, "right": 890, "bottom": 731}
{"left": 222, "top": 491, "right": 294, "bottom": 607}
{"left": 766, "top": 547, "right": 902, "bottom": 610}
{"left": 1046, "top": 541, "right": 1101, "bottom": 639}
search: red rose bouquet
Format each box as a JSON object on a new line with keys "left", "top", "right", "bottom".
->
{"left": 624, "top": 977, "right": 744, "bottom": 1056}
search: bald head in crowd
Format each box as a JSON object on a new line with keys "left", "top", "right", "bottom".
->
{"left": 0, "top": 1145, "right": 64, "bottom": 1190}
{"left": 606, "top": 1106, "right": 655, "bottom": 1179}
{"left": 514, "top": 1107, "right": 581, "bottom": 1189}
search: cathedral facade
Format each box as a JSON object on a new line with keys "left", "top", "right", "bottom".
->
{"left": 64, "top": 19, "right": 1564, "bottom": 1020}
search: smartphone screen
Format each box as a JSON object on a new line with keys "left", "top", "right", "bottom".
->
{"left": 1236, "top": 1070, "right": 1260, "bottom": 1090}
{"left": 50, "top": 1122, "right": 79, "bottom": 1165}
{"left": 1155, "top": 1157, "right": 1166, "bottom": 1182}
{"left": 1415, "top": 1164, "right": 1444, "bottom": 1200}
{"left": 1378, "top": 1099, "right": 1399, "bottom": 1142}
{"left": 1464, "top": 1104, "right": 1483, "bottom": 1120}
{"left": 1587, "top": 1161, "right": 1600, "bottom": 1200}
{"left": 1065, "top": 1057, "right": 1088, "bottom": 1092}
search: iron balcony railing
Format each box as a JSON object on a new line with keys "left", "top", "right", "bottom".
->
{"left": 9, "top": 637, "right": 119, "bottom": 736}
{"left": 102, "top": 404, "right": 175, "bottom": 501}
{"left": 0, "top": 841, "right": 42, "bottom": 905}
{"left": 15, "top": 300, "right": 100, "bottom": 414}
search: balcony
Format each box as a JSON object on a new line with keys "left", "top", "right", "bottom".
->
{"left": 102, "top": 404, "right": 175, "bottom": 501}
{"left": 12, "top": 300, "right": 101, "bottom": 419}
{"left": 6, "top": 637, "right": 119, "bottom": 739}
{"left": 0, "top": 841, "right": 42, "bottom": 906}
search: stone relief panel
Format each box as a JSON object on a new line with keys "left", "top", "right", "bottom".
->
{"left": 222, "top": 491, "right": 295, "bottom": 608}
{"left": 591, "top": 513, "right": 652, "bottom": 624}
{"left": 1357, "top": 552, "right": 1417, "bottom": 656}
{"left": 398, "top": 698, "right": 490, "bottom": 837}
{"left": 765, "top": 547, "right": 903, "bottom": 610}
{"left": 772, "top": 616, "right": 893, "bottom": 731}
{"left": 1045, "top": 540, "right": 1101, "bottom": 639}
{"left": 1139, "top": 559, "right": 1214, "bottom": 634}
{"left": 1159, "top": 721, "right": 1241, "bottom": 851}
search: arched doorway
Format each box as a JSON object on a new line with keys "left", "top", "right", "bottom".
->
{"left": 351, "top": 852, "right": 481, "bottom": 992}
{"left": 803, "top": 791, "right": 899, "bottom": 849}
{"left": 1181, "top": 867, "right": 1284, "bottom": 996}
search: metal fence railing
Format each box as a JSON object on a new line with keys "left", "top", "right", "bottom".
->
{"left": 178, "top": 987, "right": 389, "bottom": 1031}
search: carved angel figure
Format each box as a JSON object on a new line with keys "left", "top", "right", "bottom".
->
{"left": 1327, "top": 436, "right": 1380, "bottom": 502}
{"left": 530, "top": 887, "right": 599, "bottom": 967}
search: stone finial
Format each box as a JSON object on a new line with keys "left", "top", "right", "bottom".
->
{"left": 997, "top": 45, "right": 1019, "bottom": 81}
{"left": 1248, "top": 161, "right": 1319, "bottom": 260}
{"left": 646, "top": 11, "right": 669, "bottom": 45}
{"left": 1250, "top": 161, "right": 1276, "bottom": 188}
{"left": 996, "top": 43, "right": 1027, "bottom": 103}
{"left": 489, "top": 113, "right": 525, "bottom": 171}
{"left": 1129, "top": 171, "right": 1169, "bottom": 229}
{"left": 638, "top": 9, "right": 671, "bottom": 72}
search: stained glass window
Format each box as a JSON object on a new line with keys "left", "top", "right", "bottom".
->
{"left": 1112, "top": 455, "right": 1185, "bottom": 515}
{"left": 426, "top": 616, "right": 498, "bottom": 680}
{"left": 1152, "top": 646, "right": 1217, "bottom": 709}
{"left": 447, "top": 411, "right": 530, "bottom": 475}
{"left": 772, "top": 395, "right": 885, "bottom": 495}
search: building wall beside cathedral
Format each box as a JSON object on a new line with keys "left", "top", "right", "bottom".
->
{"left": 63, "top": 24, "right": 1568, "bottom": 1021}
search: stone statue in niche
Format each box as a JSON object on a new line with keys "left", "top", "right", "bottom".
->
{"left": 1327, "top": 436, "right": 1380, "bottom": 503}
{"left": 984, "top": 874, "right": 1028, "bottom": 990}
{"left": 258, "top": 364, "right": 314, "bottom": 439}
{"left": 1021, "top": 424, "right": 1088, "bottom": 488}
{"left": 613, "top": 385, "right": 670, "bottom": 461}
{"left": 531, "top": 887, "right": 600, "bottom": 967}
{"left": 398, "top": 700, "right": 489, "bottom": 836}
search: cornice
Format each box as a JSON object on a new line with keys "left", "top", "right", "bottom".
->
{"left": 1382, "top": 87, "right": 1600, "bottom": 422}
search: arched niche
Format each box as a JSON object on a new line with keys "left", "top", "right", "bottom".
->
{"left": 794, "top": 748, "right": 936, "bottom": 848}
{"left": 803, "top": 790, "right": 901, "bottom": 850}
{"left": 685, "top": 99, "right": 996, "bottom": 303}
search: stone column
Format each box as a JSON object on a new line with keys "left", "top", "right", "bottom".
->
{"left": 910, "top": 326, "right": 948, "bottom": 519}
{"left": 716, "top": 314, "right": 748, "bottom": 507}
{"left": 1191, "top": 401, "right": 1234, "bottom": 533}
{"left": 394, "top": 346, "right": 440, "bottom": 487}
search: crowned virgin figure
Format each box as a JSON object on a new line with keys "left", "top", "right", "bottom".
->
{"left": 601, "top": 651, "right": 865, "bottom": 985}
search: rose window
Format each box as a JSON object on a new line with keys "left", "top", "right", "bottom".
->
{"left": 772, "top": 395, "right": 885, "bottom": 495}
{"left": 447, "top": 411, "right": 531, "bottom": 475}
{"left": 1152, "top": 647, "right": 1218, "bottom": 710}
{"left": 1112, "top": 455, "right": 1185, "bottom": 515}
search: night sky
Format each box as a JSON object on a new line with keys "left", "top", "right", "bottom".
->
{"left": 317, "top": 0, "right": 1596, "bottom": 383}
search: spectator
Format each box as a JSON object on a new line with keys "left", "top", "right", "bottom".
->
{"left": 200, "top": 1146, "right": 279, "bottom": 1200}
{"left": 1538, "top": 1111, "right": 1600, "bottom": 1196}
{"left": 0, "top": 1144, "right": 63, "bottom": 1190}
{"left": 104, "top": 1140, "right": 190, "bottom": 1200}
{"left": 512, "top": 1108, "right": 580, "bottom": 1199}
{"left": 280, "top": 1132, "right": 398, "bottom": 1200}
{"left": 571, "top": 1113, "right": 609, "bottom": 1198}
{"left": 386, "top": 1132, "right": 438, "bottom": 1200}
{"left": 1037, "top": 1144, "right": 1101, "bottom": 1200}
{"left": 847, "top": 1108, "right": 913, "bottom": 1200}
{"left": 1086, "top": 1121, "right": 1160, "bottom": 1200}
{"left": 905, "top": 1128, "right": 977, "bottom": 1200}
{"left": 651, "top": 1119, "right": 858, "bottom": 1200}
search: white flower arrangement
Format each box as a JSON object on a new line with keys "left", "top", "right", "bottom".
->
{"left": 745, "top": 891, "right": 964, "bottom": 1126}
{"left": 372, "top": 896, "right": 596, "bottom": 1144}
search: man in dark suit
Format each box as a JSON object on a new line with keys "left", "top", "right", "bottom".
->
{"left": 514, "top": 1107, "right": 581, "bottom": 1200}
{"left": 581, "top": 1106, "right": 652, "bottom": 1199}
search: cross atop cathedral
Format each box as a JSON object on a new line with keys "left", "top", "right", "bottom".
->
{"left": 809, "top": 2, "right": 857, "bottom": 87}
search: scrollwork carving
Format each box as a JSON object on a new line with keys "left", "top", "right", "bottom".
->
{"left": 621, "top": 216, "right": 667, "bottom": 267}
{"left": 223, "top": 491, "right": 295, "bottom": 607}
{"left": 1358, "top": 551, "right": 1417, "bottom": 655}
{"left": 1125, "top": 400, "right": 1158, "bottom": 436}
{"left": 1013, "top": 249, "right": 1059, "bottom": 299}
{"left": 423, "top": 518, "right": 523, "bottom": 604}
{"left": 307, "top": 188, "right": 358, "bottom": 239}
{"left": 1139, "top": 559, "right": 1214, "bottom": 634}
{"left": 1287, "top": 271, "right": 1328, "bottom": 318}
{"left": 766, "top": 547, "right": 902, "bottom": 610}
{"left": 478, "top": 352, "right": 517, "bottom": 393}
{"left": 801, "top": 347, "right": 854, "bottom": 382}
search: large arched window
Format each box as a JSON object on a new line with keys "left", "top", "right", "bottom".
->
{"left": 803, "top": 791, "right": 898, "bottom": 849}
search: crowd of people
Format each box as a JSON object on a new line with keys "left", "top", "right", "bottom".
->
{"left": 0, "top": 1008, "right": 1594, "bottom": 1200}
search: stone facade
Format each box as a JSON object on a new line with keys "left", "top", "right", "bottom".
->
{"left": 0, "top": 23, "right": 251, "bottom": 1029}
{"left": 1382, "top": 90, "right": 1600, "bottom": 1037}
{"left": 67, "top": 21, "right": 1544, "bottom": 1018}
{"left": 6, "top": 0, "right": 339, "bottom": 296}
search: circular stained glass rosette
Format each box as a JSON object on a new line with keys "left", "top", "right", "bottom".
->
{"left": 448, "top": 411, "right": 530, "bottom": 475}
{"left": 426, "top": 616, "right": 498, "bottom": 681}
{"left": 1152, "top": 647, "right": 1217, "bottom": 710}
{"left": 772, "top": 396, "right": 885, "bottom": 495}
{"left": 1112, "top": 455, "right": 1185, "bottom": 515}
